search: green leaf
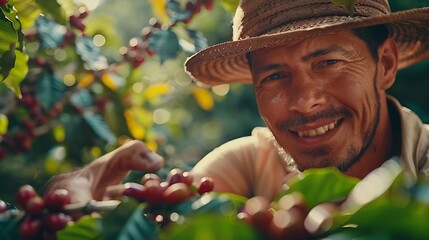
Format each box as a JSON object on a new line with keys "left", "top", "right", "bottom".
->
{"left": 3, "top": 49, "right": 29, "bottom": 96}
{"left": 35, "top": 0, "right": 68, "bottom": 24}
{"left": 148, "top": 29, "right": 181, "bottom": 64}
{"left": 14, "top": 0, "right": 43, "bottom": 29}
{"left": 0, "top": 114, "right": 8, "bottom": 134}
{"left": 0, "top": 211, "right": 23, "bottom": 240}
{"left": 83, "top": 112, "right": 116, "bottom": 144}
{"left": 160, "top": 214, "right": 259, "bottom": 240}
{"left": 345, "top": 197, "right": 429, "bottom": 239}
{"left": 166, "top": 0, "right": 192, "bottom": 22}
{"left": 35, "top": 71, "right": 66, "bottom": 110}
{"left": 330, "top": 0, "right": 357, "bottom": 16}
{"left": 0, "top": 10, "right": 17, "bottom": 52}
{"left": 57, "top": 215, "right": 103, "bottom": 240}
{"left": 277, "top": 167, "right": 359, "bottom": 208}
{"left": 186, "top": 29, "right": 208, "bottom": 53}
{"left": 220, "top": 0, "right": 240, "bottom": 13}
{"left": 70, "top": 89, "right": 93, "bottom": 108}
{"left": 75, "top": 36, "right": 108, "bottom": 71}
{"left": 35, "top": 16, "right": 67, "bottom": 49}
{"left": 0, "top": 44, "right": 15, "bottom": 82}
{"left": 102, "top": 197, "right": 158, "bottom": 240}
{"left": 173, "top": 193, "right": 245, "bottom": 217}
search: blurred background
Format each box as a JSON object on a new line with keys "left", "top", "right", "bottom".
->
{"left": 0, "top": 0, "right": 428, "bottom": 203}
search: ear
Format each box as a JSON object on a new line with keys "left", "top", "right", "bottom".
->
{"left": 377, "top": 38, "right": 398, "bottom": 90}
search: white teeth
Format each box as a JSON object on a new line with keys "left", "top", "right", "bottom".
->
{"left": 296, "top": 121, "right": 338, "bottom": 137}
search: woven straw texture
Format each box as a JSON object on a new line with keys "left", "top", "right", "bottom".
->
{"left": 185, "top": 0, "right": 429, "bottom": 86}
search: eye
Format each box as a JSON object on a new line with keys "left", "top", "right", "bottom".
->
{"left": 321, "top": 59, "right": 340, "bottom": 67}
{"left": 262, "top": 72, "right": 289, "bottom": 83}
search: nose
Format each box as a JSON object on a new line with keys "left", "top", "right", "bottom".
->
{"left": 288, "top": 72, "right": 326, "bottom": 113}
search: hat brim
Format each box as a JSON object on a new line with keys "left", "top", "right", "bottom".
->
{"left": 185, "top": 7, "right": 429, "bottom": 86}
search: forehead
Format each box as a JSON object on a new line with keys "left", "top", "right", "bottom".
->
{"left": 250, "top": 29, "right": 365, "bottom": 59}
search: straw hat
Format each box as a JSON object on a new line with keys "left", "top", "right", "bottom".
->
{"left": 184, "top": 0, "right": 429, "bottom": 86}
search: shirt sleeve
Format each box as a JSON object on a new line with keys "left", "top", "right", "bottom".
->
{"left": 191, "top": 136, "right": 257, "bottom": 198}
{"left": 191, "top": 127, "right": 293, "bottom": 200}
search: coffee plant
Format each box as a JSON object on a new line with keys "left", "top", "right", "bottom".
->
{"left": 1, "top": 0, "right": 429, "bottom": 239}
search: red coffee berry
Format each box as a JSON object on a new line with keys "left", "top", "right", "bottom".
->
{"left": 163, "top": 182, "right": 193, "bottom": 204}
{"left": 17, "top": 185, "right": 37, "bottom": 209}
{"left": 141, "top": 173, "right": 161, "bottom": 185}
{"left": 44, "top": 212, "right": 70, "bottom": 231}
{"left": 123, "top": 182, "right": 147, "bottom": 202}
{"left": 0, "top": 200, "right": 7, "bottom": 213}
{"left": 0, "top": 0, "right": 9, "bottom": 6}
{"left": 44, "top": 189, "right": 71, "bottom": 211}
{"left": 182, "top": 171, "right": 194, "bottom": 186}
{"left": 69, "top": 15, "right": 86, "bottom": 32}
{"left": 25, "top": 196, "right": 45, "bottom": 216}
{"left": 19, "top": 218, "right": 42, "bottom": 238}
{"left": 144, "top": 180, "right": 166, "bottom": 205}
{"left": 197, "top": 177, "right": 214, "bottom": 195}
{"left": 0, "top": 148, "right": 7, "bottom": 159}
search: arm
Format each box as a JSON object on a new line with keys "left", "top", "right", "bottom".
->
{"left": 191, "top": 136, "right": 257, "bottom": 198}
{"left": 43, "top": 140, "right": 164, "bottom": 203}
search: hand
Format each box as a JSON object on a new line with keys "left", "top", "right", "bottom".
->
{"left": 43, "top": 140, "right": 164, "bottom": 204}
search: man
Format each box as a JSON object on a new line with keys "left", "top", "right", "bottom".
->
{"left": 46, "top": 0, "right": 429, "bottom": 203}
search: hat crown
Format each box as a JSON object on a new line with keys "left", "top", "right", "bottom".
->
{"left": 233, "top": 0, "right": 392, "bottom": 40}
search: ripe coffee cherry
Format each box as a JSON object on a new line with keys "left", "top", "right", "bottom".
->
{"left": 197, "top": 177, "right": 214, "bottom": 195}
{"left": 19, "top": 218, "right": 42, "bottom": 238}
{"left": 44, "top": 212, "right": 71, "bottom": 231}
{"left": 44, "top": 189, "right": 71, "bottom": 211}
{"left": 141, "top": 173, "right": 161, "bottom": 185}
{"left": 25, "top": 196, "right": 45, "bottom": 216}
{"left": 269, "top": 208, "right": 309, "bottom": 240}
{"left": 0, "top": 200, "right": 7, "bottom": 213}
{"left": 163, "top": 183, "right": 193, "bottom": 204}
{"left": 123, "top": 182, "right": 147, "bottom": 202}
{"left": 17, "top": 185, "right": 37, "bottom": 209}
{"left": 0, "top": 0, "right": 8, "bottom": 6}
{"left": 243, "top": 196, "right": 272, "bottom": 232}
{"left": 143, "top": 180, "right": 166, "bottom": 205}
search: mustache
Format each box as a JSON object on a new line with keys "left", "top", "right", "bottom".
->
{"left": 278, "top": 107, "right": 353, "bottom": 131}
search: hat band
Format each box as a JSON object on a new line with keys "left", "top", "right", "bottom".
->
{"left": 235, "top": 0, "right": 391, "bottom": 40}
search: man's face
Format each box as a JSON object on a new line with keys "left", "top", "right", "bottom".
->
{"left": 250, "top": 30, "right": 383, "bottom": 172}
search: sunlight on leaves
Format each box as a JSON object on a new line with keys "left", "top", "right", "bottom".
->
{"left": 0, "top": 114, "right": 8, "bottom": 135}
{"left": 77, "top": 72, "right": 95, "bottom": 88}
{"left": 124, "top": 109, "right": 146, "bottom": 139}
{"left": 192, "top": 87, "right": 214, "bottom": 111}
{"left": 101, "top": 73, "right": 118, "bottom": 91}
{"left": 143, "top": 83, "right": 173, "bottom": 100}
{"left": 148, "top": 0, "right": 169, "bottom": 23}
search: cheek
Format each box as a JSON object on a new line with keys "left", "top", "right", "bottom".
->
{"left": 255, "top": 89, "right": 287, "bottom": 117}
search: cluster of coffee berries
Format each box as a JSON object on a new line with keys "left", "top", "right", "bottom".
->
{"left": 69, "top": 6, "right": 89, "bottom": 33}
{"left": 16, "top": 185, "right": 73, "bottom": 240}
{"left": 122, "top": 18, "right": 159, "bottom": 68}
{"left": 0, "top": 199, "right": 9, "bottom": 213}
{"left": 237, "top": 193, "right": 312, "bottom": 240}
{"left": 0, "top": 86, "right": 63, "bottom": 160}
{"left": 0, "top": 0, "right": 9, "bottom": 6}
{"left": 182, "top": 0, "right": 215, "bottom": 24}
{"left": 123, "top": 168, "right": 214, "bottom": 206}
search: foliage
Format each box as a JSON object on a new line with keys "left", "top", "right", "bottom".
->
{"left": 2, "top": 166, "right": 429, "bottom": 239}
{"left": 1, "top": 0, "right": 429, "bottom": 238}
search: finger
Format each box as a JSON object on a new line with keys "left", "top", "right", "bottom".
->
{"left": 104, "top": 184, "right": 126, "bottom": 201}
{"left": 115, "top": 140, "right": 165, "bottom": 172}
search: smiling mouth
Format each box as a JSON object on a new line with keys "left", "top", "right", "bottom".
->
{"left": 291, "top": 120, "right": 340, "bottom": 138}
